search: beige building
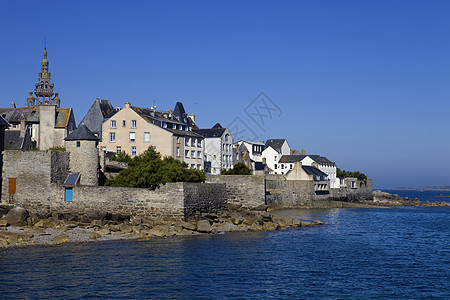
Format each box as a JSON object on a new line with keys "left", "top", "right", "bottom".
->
{"left": 99, "top": 102, "right": 204, "bottom": 169}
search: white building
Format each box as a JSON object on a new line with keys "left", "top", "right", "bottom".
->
{"left": 262, "top": 139, "right": 291, "bottom": 173}
{"left": 279, "top": 154, "right": 339, "bottom": 188}
{"left": 194, "top": 123, "right": 233, "bottom": 175}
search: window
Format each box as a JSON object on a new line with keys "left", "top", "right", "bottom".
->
{"left": 172, "top": 124, "right": 176, "bottom": 129}
{"left": 176, "top": 147, "right": 180, "bottom": 157}
{"left": 129, "top": 132, "right": 135, "bottom": 142}
{"left": 131, "top": 120, "right": 137, "bottom": 128}
{"left": 225, "top": 134, "right": 229, "bottom": 142}
{"left": 191, "top": 150, "right": 195, "bottom": 158}
{"left": 190, "top": 164, "right": 195, "bottom": 169}
{"left": 185, "top": 150, "right": 189, "bottom": 157}
{"left": 152, "top": 146, "right": 156, "bottom": 150}
{"left": 275, "top": 164, "right": 277, "bottom": 169}
{"left": 110, "top": 132, "right": 116, "bottom": 142}
{"left": 144, "top": 132, "right": 150, "bottom": 142}
{"left": 274, "top": 156, "right": 277, "bottom": 161}
{"left": 197, "top": 151, "right": 201, "bottom": 159}
{"left": 177, "top": 137, "right": 180, "bottom": 144}
{"left": 191, "top": 138, "right": 195, "bottom": 147}
{"left": 162, "top": 122, "right": 167, "bottom": 128}
{"left": 110, "top": 120, "right": 116, "bottom": 128}
{"left": 101, "top": 146, "right": 106, "bottom": 151}
{"left": 185, "top": 138, "right": 190, "bottom": 146}
{"left": 197, "top": 140, "right": 201, "bottom": 147}
{"left": 290, "top": 164, "right": 293, "bottom": 169}
{"left": 116, "top": 146, "right": 122, "bottom": 154}
{"left": 76, "top": 141, "right": 81, "bottom": 148}
{"left": 197, "top": 164, "right": 201, "bottom": 169}
{"left": 131, "top": 146, "right": 137, "bottom": 157}
{"left": 122, "top": 120, "right": 126, "bottom": 127}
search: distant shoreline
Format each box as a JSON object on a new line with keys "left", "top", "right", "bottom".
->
{"left": 388, "top": 187, "right": 450, "bottom": 191}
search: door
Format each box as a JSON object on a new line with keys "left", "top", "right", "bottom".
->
{"left": 65, "top": 188, "right": 73, "bottom": 202}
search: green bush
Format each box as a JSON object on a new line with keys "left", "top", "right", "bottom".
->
{"left": 111, "top": 151, "right": 132, "bottom": 163}
{"left": 221, "top": 163, "right": 252, "bottom": 175}
{"left": 337, "top": 168, "right": 367, "bottom": 180}
{"left": 106, "top": 147, "right": 205, "bottom": 189}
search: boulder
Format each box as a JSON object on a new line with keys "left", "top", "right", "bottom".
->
{"left": 5, "top": 207, "right": 29, "bottom": 226}
{"left": 262, "top": 222, "right": 278, "bottom": 231}
{"left": 251, "top": 204, "right": 268, "bottom": 212}
{"left": 118, "top": 223, "right": 133, "bottom": 233}
{"left": 96, "top": 228, "right": 111, "bottom": 235}
{"left": 196, "top": 220, "right": 212, "bottom": 233}
{"left": 227, "top": 203, "right": 243, "bottom": 211}
{"left": 0, "top": 219, "right": 9, "bottom": 227}
{"left": 89, "top": 232, "right": 102, "bottom": 240}
{"left": 85, "top": 210, "right": 111, "bottom": 221}
{"left": 148, "top": 226, "right": 169, "bottom": 237}
{"left": 53, "top": 234, "right": 69, "bottom": 245}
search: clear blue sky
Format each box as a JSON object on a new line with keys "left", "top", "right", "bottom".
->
{"left": 1, "top": 0, "right": 449, "bottom": 189}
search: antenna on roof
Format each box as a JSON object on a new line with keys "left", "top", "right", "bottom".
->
{"left": 44, "top": 37, "right": 47, "bottom": 48}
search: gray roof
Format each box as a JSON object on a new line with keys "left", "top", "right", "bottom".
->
{"left": 4, "top": 131, "right": 34, "bottom": 150}
{"left": 194, "top": 123, "right": 226, "bottom": 138}
{"left": 302, "top": 166, "right": 328, "bottom": 181}
{"left": 0, "top": 115, "right": 8, "bottom": 127}
{"left": 307, "top": 155, "right": 336, "bottom": 166}
{"left": 65, "top": 124, "right": 99, "bottom": 141}
{"left": 79, "top": 99, "right": 115, "bottom": 136}
{"left": 0, "top": 107, "right": 74, "bottom": 128}
{"left": 173, "top": 102, "right": 186, "bottom": 118}
{"left": 265, "top": 139, "right": 287, "bottom": 152}
{"left": 279, "top": 154, "right": 336, "bottom": 166}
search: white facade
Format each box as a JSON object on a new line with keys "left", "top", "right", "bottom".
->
{"left": 262, "top": 146, "right": 280, "bottom": 174}
{"left": 204, "top": 129, "right": 233, "bottom": 175}
{"left": 235, "top": 140, "right": 264, "bottom": 162}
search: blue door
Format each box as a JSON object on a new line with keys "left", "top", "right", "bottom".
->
{"left": 65, "top": 188, "right": 73, "bottom": 202}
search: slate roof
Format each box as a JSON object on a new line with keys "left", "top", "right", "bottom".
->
{"left": 302, "top": 166, "right": 329, "bottom": 181}
{"left": 65, "top": 124, "right": 99, "bottom": 141}
{"left": 173, "top": 102, "right": 186, "bottom": 118}
{"left": 0, "top": 115, "right": 9, "bottom": 127}
{"left": 0, "top": 107, "right": 73, "bottom": 128}
{"left": 79, "top": 99, "right": 115, "bottom": 135}
{"left": 265, "top": 139, "right": 286, "bottom": 152}
{"left": 279, "top": 154, "right": 335, "bottom": 166}
{"left": 4, "top": 131, "right": 34, "bottom": 150}
{"left": 254, "top": 161, "right": 266, "bottom": 171}
{"left": 194, "top": 123, "right": 226, "bottom": 138}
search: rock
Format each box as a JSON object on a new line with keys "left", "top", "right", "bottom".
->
{"left": 34, "top": 219, "right": 57, "bottom": 229}
{"left": 111, "top": 213, "right": 129, "bottom": 222}
{"left": 96, "top": 228, "right": 111, "bottom": 235}
{"left": 85, "top": 210, "right": 111, "bottom": 221}
{"left": 173, "top": 221, "right": 196, "bottom": 231}
{"left": 251, "top": 204, "right": 268, "bottom": 212}
{"left": 53, "top": 234, "right": 69, "bottom": 245}
{"left": 118, "top": 223, "right": 133, "bottom": 233}
{"left": 262, "top": 222, "right": 278, "bottom": 231}
{"left": 148, "top": 226, "right": 169, "bottom": 237}
{"left": 89, "top": 232, "right": 102, "bottom": 240}
{"left": 0, "top": 219, "right": 9, "bottom": 227}
{"left": 271, "top": 215, "right": 294, "bottom": 227}
{"left": 230, "top": 215, "right": 244, "bottom": 225}
{"left": 300, "top": 221, "right": 313, "bottom": 227}
{"left": 227, "top": 203, "right": 242, "bottom": 211}
{"left": 5, "top": 207, "right": 29, "bottom": 226}
{"left": 90, "top": 219, "right": 104, "bottom": 228}
{"left": 196, "top": 220, "right": 212, "bottom": 233}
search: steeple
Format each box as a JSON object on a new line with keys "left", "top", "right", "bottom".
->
{"left": 29, "top": 46, "right": 61, "bottom": 107}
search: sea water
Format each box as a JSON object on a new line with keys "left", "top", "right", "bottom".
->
{"left": 0, "top": 194, "right": 448, "bottom": 299}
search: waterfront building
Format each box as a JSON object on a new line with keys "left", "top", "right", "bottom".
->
{"left": 99, "top": 102, "right": 204, "bottom": 170}
{"left": 262, "top": 139, "right": 291, "bottom": 174}
{"left": 194, "top": 123, "right": 233, "bottom": 174}
{"left": 79, "top": 98, "right": 115, "bottom": 138}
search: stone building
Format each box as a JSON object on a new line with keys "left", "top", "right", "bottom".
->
{"left": 64, "top": 124, "right": 100, "bottom": 186}
{"left": 99, "top": 102, "right": 204, "bottom": 170}
{"left": 194, "top": 123, "right": 233, "bottom": 174}
{"left": 79, "top": 98, "right": 115, "bottom": 138}
{"left": 0, "top": 47, "right": 76, "bottom": 150}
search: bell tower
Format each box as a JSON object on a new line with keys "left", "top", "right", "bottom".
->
{"left": 28, "top": 46, "right": 61, "bottom": 107}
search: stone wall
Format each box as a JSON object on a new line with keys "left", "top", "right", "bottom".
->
{"left": 184, "top": 182, "right": 227, "bottom": 218}
{"left": 331, "top": 179, "right": 373, "bottom": 202}
{"left": 66, "top": 140, "right": 98, "bottom": 186}
{"left": 206, "top": 175, "right": 266, "bottom": 208}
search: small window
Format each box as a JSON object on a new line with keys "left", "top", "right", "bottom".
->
{"left": 197, "top": 140, "right": 201, "bottom": 147}
{"left": 191, "top": 138, "right": 195, "bottom": 147}
{"left": 185, "top": 150, "right": 189, "bottom": 157}
{"left": 197, "top": 151, "right": 201, "bottom": 159}
{"left": 129, "top": 132, "right": 135, "bottom": 142}
{"left": 185, "top": 138, "right": 190, "bottom": 146}
{"left": 191, "top": 150, "right": 195, "bottom": 158}
{"left": 290, "top": 164, "right": 293, "bottom": 169}
{"left": 197, "top": 164, "right": 201, "bottom": 169}
{"left": 176, "top": 147, "right": 180, "bottom": 157}
{"left": 172, "top": 124, "right": 176, "bottom": 129}
{"left": 190, "top": 164, "right": 195, "bottom": 169}
{"left": 177, "top": 137, "right": 180, "bottom": 144}
{"left": 144, "top": 132, "right": 150, "bottom": 142}
{"left": 76, "top": 141, "right": 81, "bottom": 148}
{"left": 274, "top": 156, "right": 277, "bottom": 161}
{"left": 131, "top": 120, "right": 137, "bottom": 128}
{"left": 116, "top": 146, "right": 121, "bottom": 154}
{"left": 225, "top": 134, "right": 229, "bottom": 142}
{"left": 122, "top": 120, "right": 126, "bottom": 127}
{"left": 131, "top": 146, "right": 137, "bottom": 157}
{"left": 275, "top": 164, "right": 277, "bottom": 169}
{"left": 101, "top": 146, "right": 106, "bottom": 151}
{"left": 110, "top": 120, "right": 116, "bottom": 128}
{"left": 110, "top": 132, "right": 116, "bottom": 142}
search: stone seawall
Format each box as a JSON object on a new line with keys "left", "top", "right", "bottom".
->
{"left": 206, "top": 175, "right": 266, "bottom": 208}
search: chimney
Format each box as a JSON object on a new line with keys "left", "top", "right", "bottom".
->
{"left": 20, "top": 119, "right": 27, "bottom": 137}
{"left": 301, "top": 149, "right": 306, "bottom": 155}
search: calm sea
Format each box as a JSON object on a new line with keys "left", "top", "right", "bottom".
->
{"left": 0, "top": 193, "right": 449, "bottom": 299}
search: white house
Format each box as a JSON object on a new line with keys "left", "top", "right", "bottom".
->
{"left": 279, "top": 154, "right": 339, "bottom": 188}
{"left": 194, "top": 123, "right": 233, "bottom": 174}
{"left": 262, "top": 139, "right": 291, "bottom": 174}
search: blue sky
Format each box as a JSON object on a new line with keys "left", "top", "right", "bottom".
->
{"left": 1, "top": 0, "right": 449, "bottom": 188}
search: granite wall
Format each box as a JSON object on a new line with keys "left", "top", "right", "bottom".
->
{"left": 206, "top": 175, "right": 266, "bottom": 208}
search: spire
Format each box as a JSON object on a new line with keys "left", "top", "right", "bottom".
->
{"left": 33, "top": 46, "right": 58, "bottom": 106}
{"left": 10, "top": 100, "right": 16, "bottom": 108}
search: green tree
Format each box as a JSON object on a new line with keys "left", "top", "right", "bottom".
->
{"left": 337, "top": 168, "right": 367, "bottom": 180}
{"left": 221, "top": 163, "right": 252, "bottom": 175}
{"left": 106, "top": 147, "right": 205, "bottom": 189}
{"left": 111, "top": 151, "right": 132, "bottom": 163}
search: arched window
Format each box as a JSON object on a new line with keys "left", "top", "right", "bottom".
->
{"left": 41, "top": 82, "right": 44, "bottom": 88}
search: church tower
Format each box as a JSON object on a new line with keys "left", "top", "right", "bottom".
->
{"left": 28, "top": 47, "right": 61, "bottom": 107}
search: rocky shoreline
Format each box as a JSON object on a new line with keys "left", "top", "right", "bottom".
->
{"left": 0, "top": 204, "right": 326, "bottom": 248}
{"left": 362, "top": 190, "right": 450, "bottom": 207}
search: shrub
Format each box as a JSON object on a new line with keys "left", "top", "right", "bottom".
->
{"left": 221, "top": 163, "right": 252, "bottom": 175}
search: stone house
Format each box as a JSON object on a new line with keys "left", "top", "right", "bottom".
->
{"left": 99, "top": 102, "right": 204, "bottom": 170}
{"left": 79, "top": 98, "right": 115, "bottom": 138}
{"left": 233, "top": 140, "right": 267, "bottom": 174}
{"left": 194, "top": 123, "right": 233, "bottom": 174}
